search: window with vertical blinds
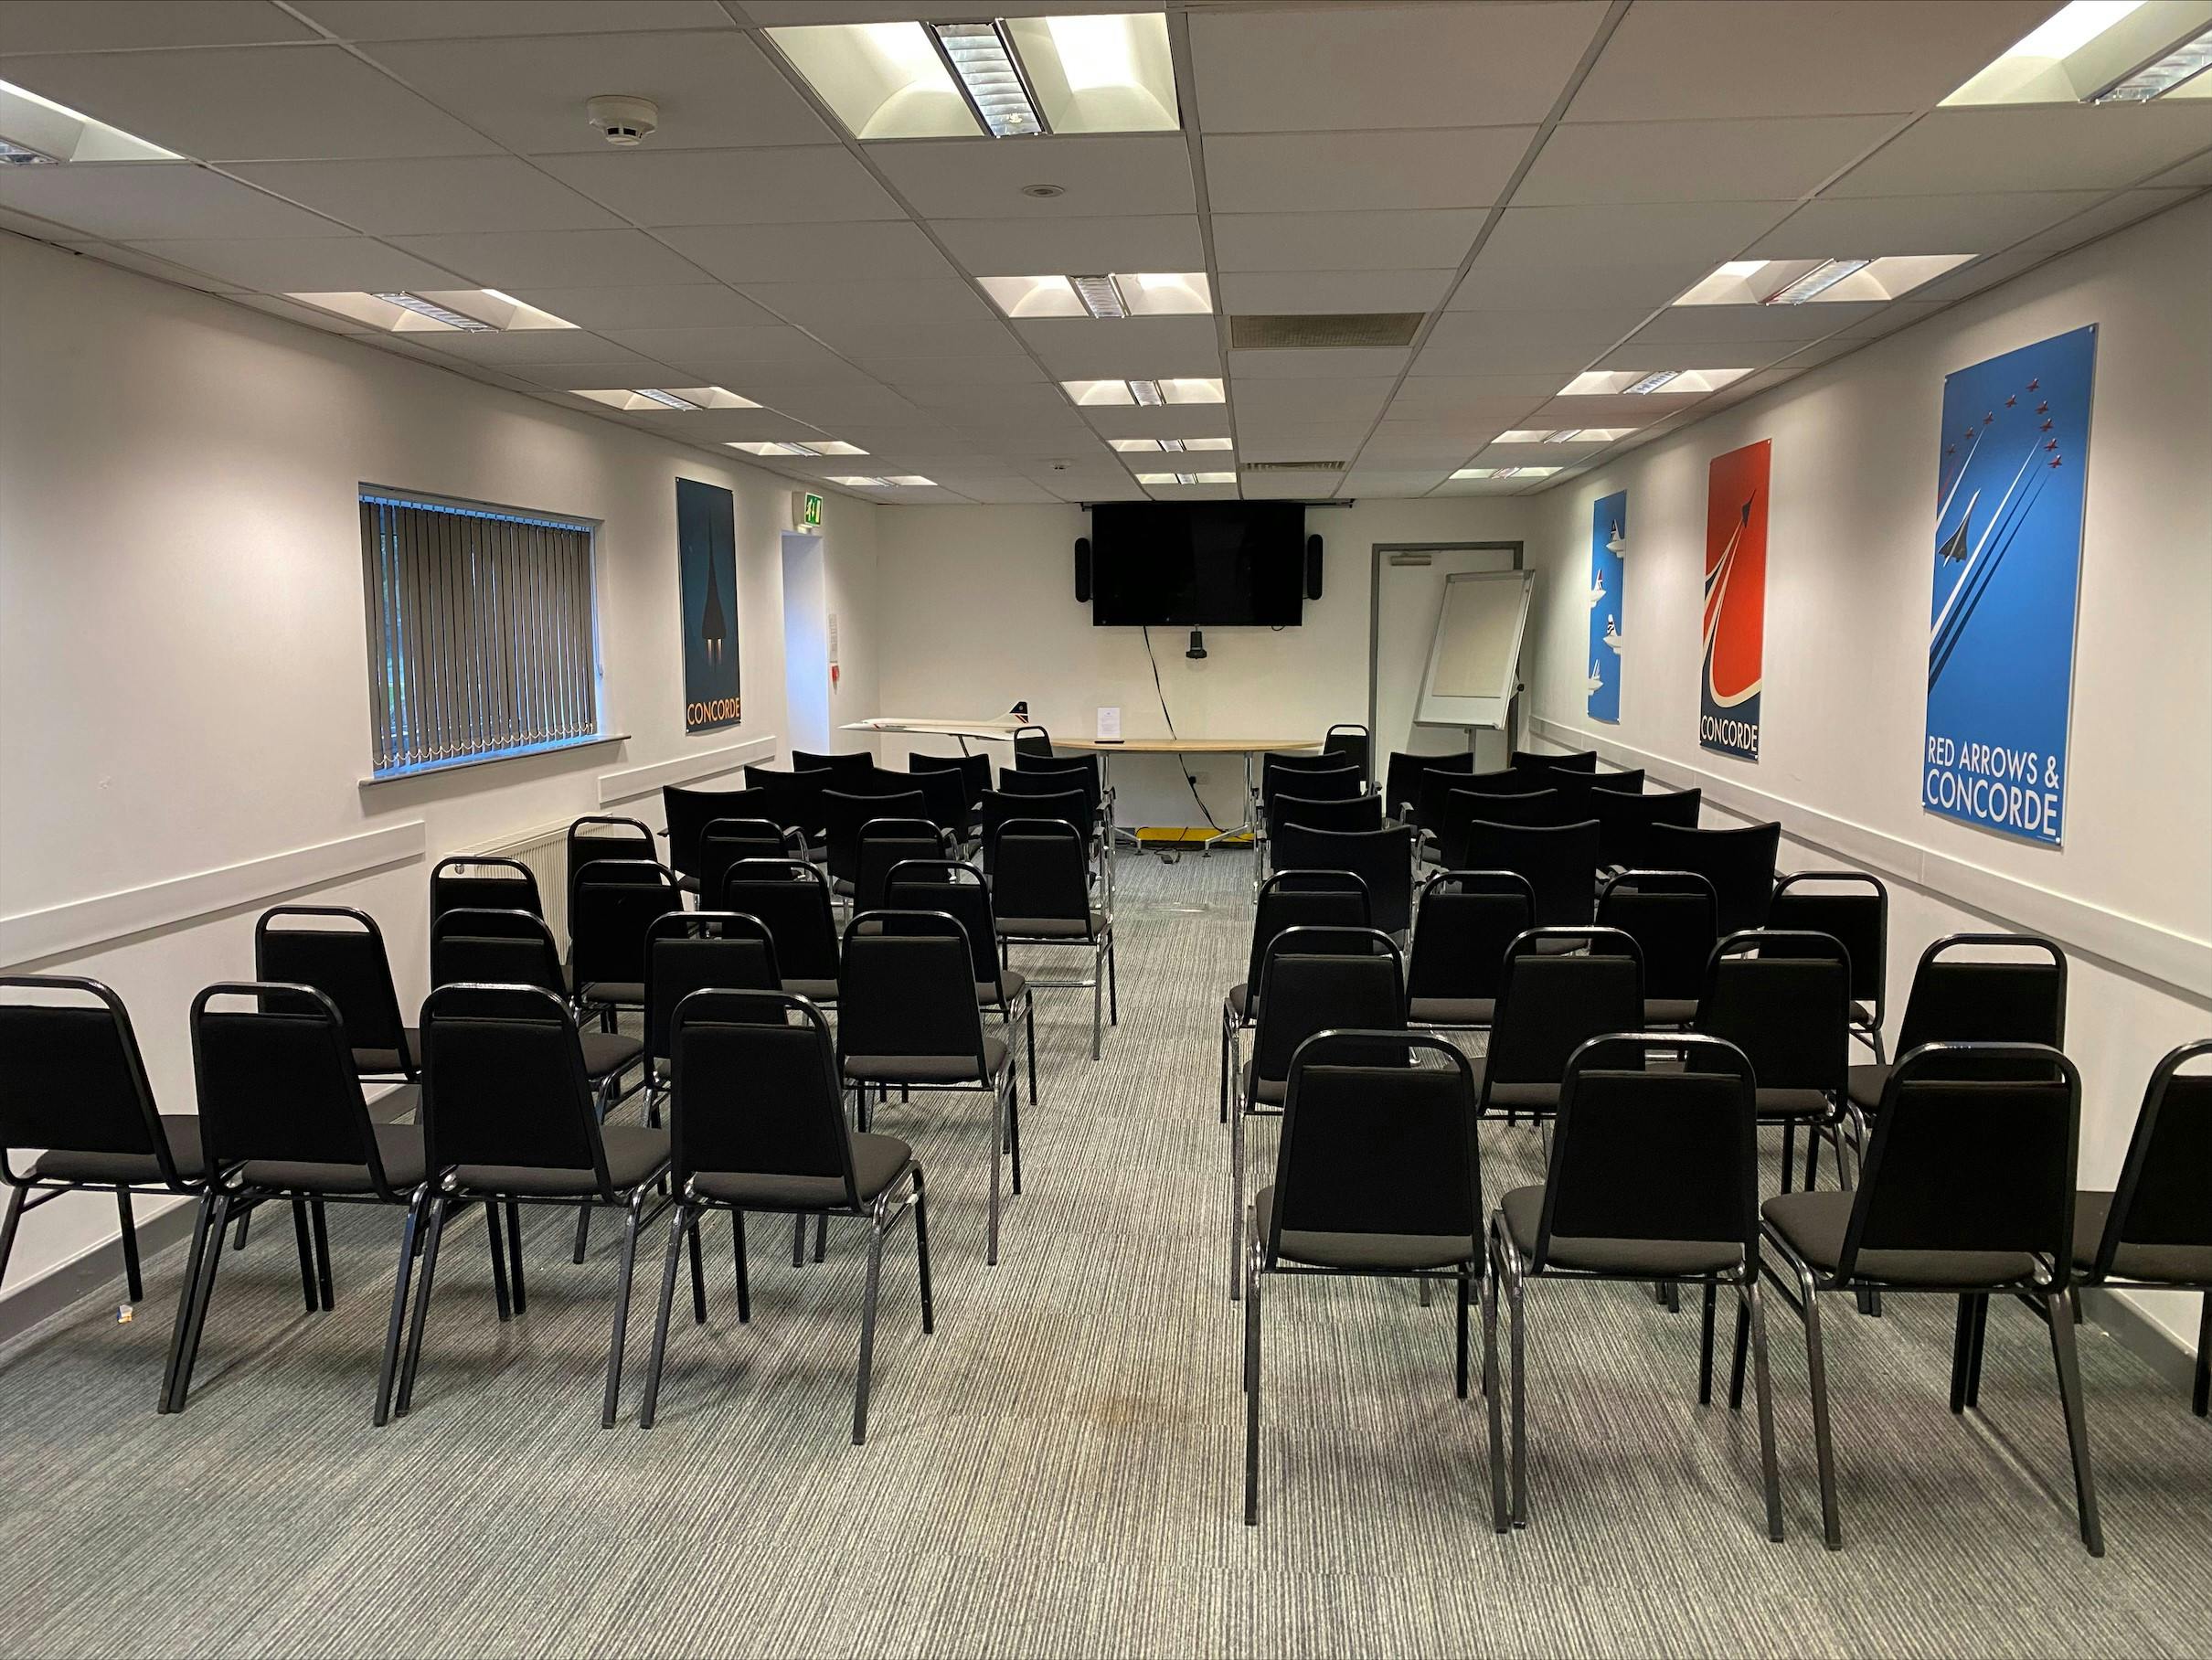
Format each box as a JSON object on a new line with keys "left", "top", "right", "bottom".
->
{"left": 358, "top": 493, "right": 601, "bottom": 778}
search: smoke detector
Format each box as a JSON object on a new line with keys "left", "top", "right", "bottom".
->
{"left": 586, "top": 95, "right": 659, "bottom": 146}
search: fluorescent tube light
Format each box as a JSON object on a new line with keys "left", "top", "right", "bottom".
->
{"left": 885, "top": 475, "right": 936, "bottom": 487}
{"left": 631, "top": 388, "right": 700, "bottom": 410}
{"left": 767, "top": 22, "right": 981, "bottom": 139}
{"left": 729, "top": 442, "right": 824, "bottom": 456}
{"left": 1157, "top": 437, "right": 1186, "bottom": 453}
{"left": 931, "top": 20, "right": 1047, "bottom": 136}
{"left": 1138, "top": 471, "right": 1227, "bottom": 484}
{"left": 1560, "top": 368, "right": 1750, "bottom": 396}
{"left": 570, "top": 387, "right": 759, "bottom": 413}
{"left": 1623, "top": 371, "right": 1681, "bottom": 395}
{"left": 980, "top": 271, "right": 1210, "bottom": 319}
{"left": 2093, "top": 23, "right": 2212, "bottom": 97}
{"left": 1066, "top": 378, "right": 1224, "bottom": 407}
{"left": 1497, "top": 430, "right": 1556, "bottom": 443}
{"left": 1069, "top": 274, "right": 1128, "bottom": 319}
{"left": 1941, "top": 0, "right": 2212, "bottom": 103}
{"left": 373, "top": 292, "right": 496, "bottom": 330}
{"left": 0, "top": 77, "right": 179, "bottom": 164}
{"left": 1193, "top": 472, "right": 1235, "bottom": 484}
{"left": 1764, "top": 259, "right": 1871, "bottom": 304}
{"left": 1452, "top": 466, "right": 1560, "bottom": 480}
{"left": 1675, "top": 255, "right": 1972, "bottom": 306}
{"left": 829, "top": 475, "right": 892, "bottom": 487}
{"left": 0, "top": 136, "right": 57, "bottom": 165}
{"left": 1128, "top": 378, "right": 1164, "bottom": 406}
{"left": 1003, "top": 12, "right": 1181, "bottom": 133}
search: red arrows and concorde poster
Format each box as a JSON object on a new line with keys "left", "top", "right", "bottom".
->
{"left": 1700, "top": 439, "right": 1771, "bottom": 761}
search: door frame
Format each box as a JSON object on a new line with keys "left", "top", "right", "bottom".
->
{"left": 1367, "top": 539, "right": 1525, "bottom": 753}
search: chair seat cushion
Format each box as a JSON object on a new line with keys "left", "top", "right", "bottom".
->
{"left": 1254, "top": 1183, "right": 1474, "bottom": 1272}
{"left": 1643, "top": 996, "right": 1699, "bottom": 1027}
{"left": 995, "top": 910, "right": 1107, "bottom": 939}
{"left": 2073, "top": 1191, "right": 2212, "bottom": 1283}
{"left": 239, "top": 1123, "right": 427, "bottom": 1196}
{"left": 1239, "top": 1062, "right": 1287, "bottom": 1108}
{"left": 1846, "top": 1062, "right": 1891, "bottom": 1112}
{"left": 32, "top": 1115, "right": 206, "bottom": 1186}
{"left": 782, "top": 977, "right": 838, "bottom": 1007}
{"left": 977, "top": 969, "right": 1028, "bottom": 1009}
{"left": 1500, "top": 1185, "right": 1744, "bottom": 1276}
{"left": 1409, "top": 995, "right": 1494, "bottom": 1027}
{"left": 1224, "top": 983, "right": 1254, "bottom": 1023}
{"left": 449, "top": 1124, "right": 669, "bottom": 1198}
{"left": 1756, "top": 1087, "right": 1834, "bottom": 1122}
{"left": 580, "top": 1030, "right": 645, "bottom": 1083}
{"left": 353, "top": 1028, "right": 420, "bottom": 1079}
{"left": 580, "top": 981, "right": 644, "bottom": 1008}
{"left": 845, "top": 1035, "right": 1009, "bottom": 1086}
{"left": 1762, "top": 1189, "right": 2038, "bottom": 1287}
{"left": 690, "top": 1133, "right": 914, "bottom": 1212}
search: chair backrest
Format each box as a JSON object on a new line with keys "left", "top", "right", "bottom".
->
{"left": 662, "top": 784, "right": 756, "bottom": 879}
{"left": 1252, "top": 927, "right": 1407, "bottom": 1084}
{"left": 419, "top": 984, "right": 611, "bottom": 1190}
{"left": 1462, "top": 818, "right": 1601, "bottom": 928}
{"left": 1595, "top": 869, "right": 1718, "bottom": 1001}
{"left": 1592, "top": 767, "right": 1645, "bottom": 794}
{"left": 900, "top": 764, "right": 974, "bottom": 843}
{"left": 569, "top": 859, "right": 683, "bottom": 989}
{"left": 1268, "top": 1032, "right": 1477, "bottom": 1262}
{"left": 790, "top": 749, "right": 873, "bottom": 781}
{"left": 2091, "top": 1039, "right": 2212, "bottom": 1273}
{"left": 837, "top": 911, "right": 992, "bottom": 1073}
{"left": 430, "top": 856, "right": 541, "bottom": 928}
{"left": 851, "top": 816, "right": 944, "bottom": 913}
{"left": 991, "top": 819, "right": 1093, "bottom": 931}
{"left": 1245, "top": 872, "right": 1371, "bottom": 995}
{"left": 191, "top": 982, "right": 399, "bottom": 1198}
{"left": 1514, "top": 748, "right": 1597, "bottom": 772}
{"left": 1767, "top": 871, "right": 1888, "bottom": 1021}
{"left": 1271, "top": 824, "right": 1414, "bottom": 938}
{"left": 644, "top": 911, "right": 781, "bottom": 1062}
{"left": 1537, "top": 1034, "right": 1758, "bottom": 1270}
{"left": 676, "top": 787, "right": 787, "bottom": 866}
{"left": 1015, "top": 750, "right": 1101, "bottom": 809}
{"left": 1438, "top": 787, "right": 1562, "bottom": 861}
{"left": 255, "top": 906, "right": 410, "bottom": 1066}
{"left": 824, "top": 788, "right": 927, "bottom": 881}
{"left": 431, "top": 907, "right": 566, "bottom": 997}
{"left": 667, "top": 992, "right": 860, "bottom": 1202}
{"left": 1842, "top": 1043, "right": 2080, "bottom": 1281}
{"left": 1385, "top": 749, "right": 1471, "bottom": 819}
{"left": 1012, "top": 723, "right": 1053, "bottom": 760}
{"left": 1534, "top": 769, "right": 1595, "bottom": 821}
{"left": 1322, "top": 723, "right": 1372, "bottom": 783}
{"left": 1894, "top": 934, "right": 2067, "bottom": 1060}
{"left": 1406, "top": 871, "right": 1534, "bottom": 1003}
{"left": 1269, "top": 792, "right": 1384, "bottom": 839}
{"left": 1484, "top": 927, "right": 1645, "bottom": 1098}
{"left": 1645, "top": 820, "right": 1779, "bottom": 934}
{"left": 698, "top": 816, "right": 798, "bottom": 901}
{"left": 1591, "top": 785, "right": 1700, "bottom": 868}
{"left": 1694, "top": 931, "right": 1849, "bottom": 1096}
{"left": 722, "top": 859, "right": 840, "bottom": 982}
{"left": 0, "top": 976, "right": 180, "bottom": 1180}
{"left": 1417, "top": 764, "right": 1536, "bottom": 831}
{"left": 743, "top": 764, "right": 827, "bottom": 836}
{"left": 979, "top": 786, "right": 1090, "bottom": 863}
{"left": 566, "top": 815, "right": 655, "bottom": 907}
{"left": 910, "top": 750, "right": 989, "bottom": 806}
{"left": 1262, "top": 761, "right": 1361, "bottom": 812}
{"left": 885, "top": 860, "right": 1001, "bottom": 991}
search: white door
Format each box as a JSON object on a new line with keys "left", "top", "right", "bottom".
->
{"left": 1370, "top": 544, "right": 1522, "bottom": 771}
{"left": 782, "top": 532, "right": 830, "bottom": 754}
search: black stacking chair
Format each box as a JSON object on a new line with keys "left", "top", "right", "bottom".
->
{"left": 723, "top": 859, "right": 841, "bottom": 1007}
{"left": 744, "top": 765, "right": 828, "bottom": 850}
{"left": 1592, "top": 784, "right": 1700, "bottom": 870}
{"left": 1222, "top": 873, "right": 1371, "bottom": 1123}
{"left": 1757, "top": 1043, "right": 2097, "bottom": 1554}
{"left": 791, "top": 749, "right": 873, "bottom": 782}
{"left": 1478, "top": 928, "right": 1643, "bottom": 1123}
{"left": 1590, "top": 767, "right": 1645, "bottom": 794}
{"left": 1015, "top": 748, "right": 1103, "bottom": 811}
{"left": 1462, "top": 818, "right": 1601, "bottom": 929}
{"left": 1491, "top": 1034, "right": 1781, "bottom": 1541}
{"left": 381, "top": 984, "right": 674, "bottom": 1430}
{"left": 1012, "top": 723, "right": 1054, "bottom": 761}
{"left": 1321, "top": 722, "right": 1372, "bottom": 784}
{"left": 1596, "top": 870, "right": 1718, "bottom": 1027}
{"left": 1259, "top": 762, "right": 1361, "bottom": 872}
{"left": 1387, "top": 750, "right": 1472, "bottom": 823}
{"left": 1271, "top": 823, "right": 1413, "bottom": 940}
{"left": 638, "top": 991, "right": 931, "bottom": 1443}
{"left": 1003, "top": 761, "right": 1114, "bottom": 899}
{"left": 256, "top": 906, "right": 417, "bottom": 1082}
{"left": 1267, "top": 792, "right": 1384, "bottom": 839}
{"left": 1230, "top": 927, "right": 1406, "bottom": 1301}
{"left": 570, "top": 859, "right": 683, "bottom": 1030}
{"left": 1535, "top": 770, "right": 1596, "bottom": 822}
{"left": 430, "top": 856, "right": 542, "bottom": 928}
{"left": 1769, "top": 872, "right": 1889, "bottom": 1060}
{"left": 887, "top": 859, "right": 1036, "bottom": 1107}
{"left": 823, "top": 788, "right": 928, "bottom": 898}
{"left": 852, "top": 816, "right": 949, "bottom": 913}
{"left": 1513, "top": 747, "right": 1596, "bottom": 772}
{"left": 910, "top": 750, "right": 990, "bottom": 811}
{"left": 1646, "top": 820, "right": 1780, "bottom": 935}
{"left": 2072, "top": 1040, "right": 2212, "bottom": 1417}
{"left": 1435, "top": 787, "right": 1563, "bottom": 862}
{"left": 1845, "top": 933, "right": 2067, "bottom": 1124}
{"left": 1418, "top": 765, "right": 1539, "bottom": 835}
{"left": 698, "top": 816, "right": 804, "bottom": 902}
{"left": 566, "top": 815, "right": 656, "bottom": 908}
{"left": 1695, "top": 931, "right": 1851, "bottom": 1193}
{"left": 1245, "top": 1031, "right": 1497, "bottom": 1530}
{"left": 1405, "top": 871, "right": 1533, "bottom": 1033}
{"left": 838, "top": 912, "right": 1021, "bottom": 1265}
{"left": 642, "top": 911, "right": 780, "bottom": 1104}
{"left": 662, "top": 784, "right": 755, "bottom": 892}
{"left": 992, "top": 818, "right": 1116, "bottom": 1061}
{"left": 166, "top": 983, "right": 427, "bottom": 1416}
{"left": 0, "top": 976, "right": 206, "bottom": 1335}
{"left": 900, "top": 764, "right": 975, "bottom": 849}
{"left": 979, "top": 786, "right": 1090, "bottom": 875}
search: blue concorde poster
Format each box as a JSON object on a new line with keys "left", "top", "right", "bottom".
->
{"left": 1586, "top": 490, "right": 1627, "bottom": 722}
{"left": 1923, "top": 325, "right": 2097, "bottom": 845}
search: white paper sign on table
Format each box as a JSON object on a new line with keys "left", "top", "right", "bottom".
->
{"left": 1096, "top": 706, "right": 1122, "bottom": 741}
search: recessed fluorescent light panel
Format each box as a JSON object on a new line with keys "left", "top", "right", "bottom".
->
{"left": 1497, "top": 428, "right": 1640, "bottom": 445}
{"left": 978, "top": 271, "right": 1212, "bottom": 319}
{"left": 769, "top": 11, "right": 1176, "bottom": 140}
{"left": 1111, "top": 436, "right": 1233, "bottom": 452}
{"left": 0, "top": 78, "right": 178, "bottom": 164}
{"left": 728, "top": 441, "right": 867, "bottom": 457}
{"left": 287, "top": 290, "right": 576, "bottom": 334}
{"left": 1945, "top": 0, "right": 2212, "bottom": 103}
{"left": 1062, "top": 378, "right": 1227, "bottom": 406}
{"left": 571, "top": 387, "right": 760, "bottom": 413}
{"left": 1452, "top": 467, "right": 1561, "bottom": 480}
{"left": 830, "top": 474, "right": 936, "bottom": 488}
{"left": 1675, "top": 256, "right": 1973, "bottom": 306}
{"left": 1560, "top": 368, "right": 1751, "bottom": 396}
{"left": 1137, "top": 472, "right": 1235, "bottom": 484}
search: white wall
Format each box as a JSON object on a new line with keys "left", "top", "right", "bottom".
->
{"left": 874, "top": 497, "right": 1539, "bottom": 826}
{"left": 1522, "top": 196, "right": 2212, "bottom": 1348}
{"left": 0, "top": 234, "right": 879, "bottom": 1293}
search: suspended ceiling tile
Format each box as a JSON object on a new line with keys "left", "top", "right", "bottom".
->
{"left": 1218, "top": 269, "right": 1455, "bottom": 314}
{"left": 2146, "top": 153, "right": 2212, "bottom": 189}
{"left": 1232, "top": 376, "right": 1397, "bottom": 423}
{"left": 0, "top": 161, "right": 346, "bottom": 240}
{"left": 399, "top": 327, "right": 649, "bottom": 365}
{"left": 601, "top": 323, "right": 858, "bottom": 365}
{"left": 225, "top": 157, "right": 625, "bottom": 237}
{"left": 792, "top": 318, "right": 1028, "bottom": 360}
{"left": 293, "top": 1, "right": 734, "bottom": 38}
{"left": 861, "top": 356, "right": 1052, "bottom": 388}
{"left": 1627, "top": 302, "right": 1884, "bottom": 343}
{"left": 118, "top": 233, "right": 466, "bottom": 290}
{"left": 656, "top": 220, "right": 958, "bottom": 284}
{"left": 386, "top": 228, "right": 710, "bottom": 287}
{"left": 501, "top": 354, "right": 695, "bottom": 387}
{"left": 1204, "top": 128, "right": 1533, "bottom": 214}
{"left": 1746, "top": 190, "right": 2110, "bottom": 256}
{"left": 496, "top": 283, "right": 776, "bottom": 331}
{"left": 737, "top": 277, "right": 997, "bottom": 329}
{"left": 1515, "top": 115, "right": 1904, "bottom": 207}
{"left": 1011, "top": 315, "right": 1222, "bottom": 379}
{"left": 536, "top": 147, "right": 903, "bottom": 227}
{"left": 56, "top": 239, "right": 248, "bottom": 292}
{"left": 1590, "top": 339, "right": 1808, "bottom": 372}
{"left": 1830, "top": 106, "right": 2212, "bottom": 198}
{"left": 0, "top": 1, "right": 314, "bottom": 52}
{"left": 1451, "top": 201, "right": 1792, "bottom": 309}
{"left": 1227, "top": 347, "right": 1412, "bottom": 380}
{"left": 871, "top": 135, "right": 1196, "bottom": 220}
{"left": 1239, "top": 470, "right": 1343, "bottom": 498}
{"left": 2018, "top": 187, "right": 2198, "bottom": 251}
{"left": 1211, "top": 209, "right": 1486, "bottom": 272}
{"left": 931, "top": 215, "right": 1205, "bottom": 276}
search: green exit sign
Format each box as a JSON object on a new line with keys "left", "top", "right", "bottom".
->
{"left": 798, "top": 491, "right": 824, "bottom": 528}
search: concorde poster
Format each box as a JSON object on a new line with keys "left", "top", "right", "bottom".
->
{"left": 1700, "top": 442, "right": 1769, "bottom": 761}
{"left": 1922, "top": 324, "right": 2096, "bottom": 845}
{"left": 676, "top": 477, "right": 741, "bottom": 732}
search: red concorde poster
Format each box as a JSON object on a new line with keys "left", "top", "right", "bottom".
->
{"left": 1700, "top": 439, "right": 1770, "bottom": 761}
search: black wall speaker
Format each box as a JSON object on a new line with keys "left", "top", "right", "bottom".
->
{"left": 1074, "top": 536, "right": 1092, "bottom": 603}
{"left": 1305, "top": 534, "right": 1324, "bottom": 601}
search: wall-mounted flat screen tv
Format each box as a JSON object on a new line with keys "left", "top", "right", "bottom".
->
{"left": 1090, "top": 502, "right": 1305, "bottom": 626}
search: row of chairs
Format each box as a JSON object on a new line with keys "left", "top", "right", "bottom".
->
{"left": 1245, "top": 1027, "right": 2211, "bottom": 1556}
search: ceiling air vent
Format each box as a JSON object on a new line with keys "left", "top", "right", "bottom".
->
{"left": 1240, "top": 460, "right": 1345, "bottom": 473}
{"left": 1229, "top": 312, "right": 1424, "bottom": 349}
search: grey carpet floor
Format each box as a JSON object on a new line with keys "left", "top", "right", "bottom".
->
{"left": 2, "top": 852, "right": 2207, "bottom": 1660}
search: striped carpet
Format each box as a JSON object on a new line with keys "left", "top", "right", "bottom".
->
{"left": 1, "top": 851, "right": 2207, "bottom": 1659}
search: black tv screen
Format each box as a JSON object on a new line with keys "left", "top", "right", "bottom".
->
{"left": 1090, "top": 503, "right": 1305, "bottom": 626}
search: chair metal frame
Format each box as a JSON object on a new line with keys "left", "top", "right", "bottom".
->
{"left": 1770, "top": 870, "right": 1890, "bottom": 1061}
{"left": 1403, "top": 869, "right": 1534, "bottom": 1038}
{"left": 989, "top": 818, "right": 1118, "bottom": 1062}
{"left": 886, "top": 857, "right": 1037, "bottom": 1107}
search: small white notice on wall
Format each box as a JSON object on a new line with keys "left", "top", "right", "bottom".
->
{"left": 1096, "top": 706, "right": 1122, "bottom": 741}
